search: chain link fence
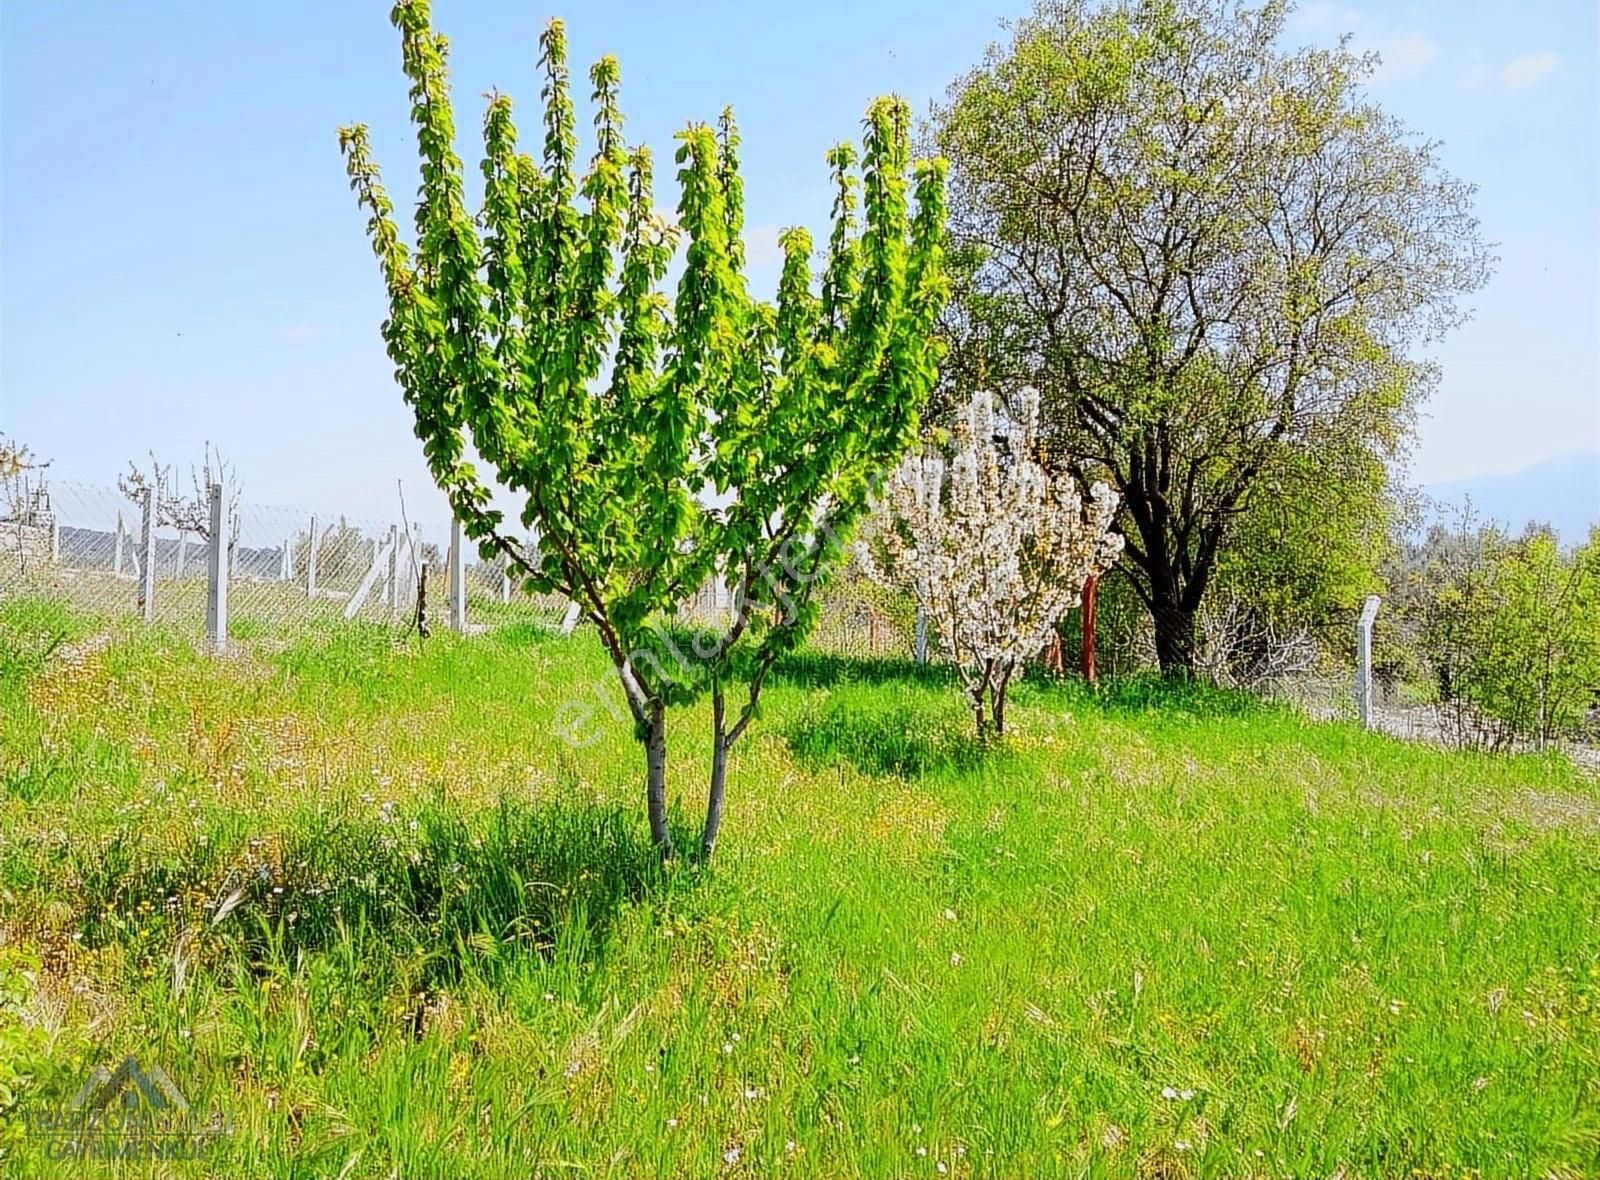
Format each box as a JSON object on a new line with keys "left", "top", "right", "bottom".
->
{"left": 0, "top": 480, "right": 573, "bottom": 640}
{"left": 2, "top": 477, "right": 917, "bottom": 660}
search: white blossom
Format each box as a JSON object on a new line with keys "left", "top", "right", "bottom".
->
{"left": 862, "top": 388, "right": 1122, "bottom": 734}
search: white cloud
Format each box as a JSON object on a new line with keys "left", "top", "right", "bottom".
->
{"left": 1371, "top": 33, "right": 1439, "bottom": 84}
{"left": 1499, "top": 52, "right": 1559, "bottom": 93}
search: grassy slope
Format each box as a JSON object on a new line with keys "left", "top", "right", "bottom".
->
{"left": 1, "top": 597, "right": 1597, "bottom": 1179}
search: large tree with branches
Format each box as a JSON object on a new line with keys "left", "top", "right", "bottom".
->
{"left": 339, "top": 3, "right": 946, "bottom": 858}
{"left": 932, "top": 0, "right": 1490, "bottom": 674}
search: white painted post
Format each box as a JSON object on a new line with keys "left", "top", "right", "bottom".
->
{"left": 915, "top": 607, "right": 928, "bottom": 665}
{"left": 408, "top": 523, "right": 423, "bottom": 611}
{"left": 113, "top": 511, "right": 125, "bottom": 576}
{"left": 1356, "top": 595, "right": 1380, "bottom": 730}
{"left": 138, "top": 488, "right": 157, "bottom": 622}
{"left": 175, "top": 531, "right": 187, "bottom": 577}
{"left": 448, "top": 516, "right": 467, "bottom": 632}
{"left": 500, "top": 566, "right": 511, "bottom": 604}
{"left": 306, "top": 515, "right": 319, "bottom": 598}
{"left": 559, "top": 600, "right": 581, "bottom": 636}
{"left": 206, "top": 483, "right": 230, "bottom": 652}
{"left": 280, "top": 531, "right": 294, "bottom": 581}
{"left": 386, "top": 525, "right": 400, "bottom": 618}
{"left": 342, "top": 536, "right": 395, "bottom": 619}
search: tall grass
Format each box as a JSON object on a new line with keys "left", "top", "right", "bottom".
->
{"left": 1, "top": 596, "right": 1596, "bottom": 1178}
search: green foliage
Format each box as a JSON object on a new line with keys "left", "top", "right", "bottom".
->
{"left": 1384, "top": 514, "right": 1600, "bottom": 748}
{"left": 1412, "top": 526, "right": 1600, "bottom": 748}
{"left": 339, "top": 1, "right": 947, "bottom": 856}
{"left": 932, "top": 0, "right": 1490, "bottom": 674}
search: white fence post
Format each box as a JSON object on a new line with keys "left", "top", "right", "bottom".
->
{"left": 449, "top": 516, "right": 467, "bottom": 632}
{"left": 137, "top": 488, "right": 157, "bottom": 622}
{"left": 206, "top": 482, "right": 230, "bottom": 652}
{"left": 280, "top": 531, "right": 294, "bottom": 581}
{"left": 559, "top": 600, "right": 581, "bottom": 636}
{"left": 342, "top": 533, "right": 395, "bottom": 619}
{"left": 409, "top": 523, "right": 423, "bottom": 612}
{"left": 306, "top": 515, "right": 319, "bottom": 598}
{"left": 113, "top": 511, "right": 125, "bottom": 576}
{"left": 176, "top": 531, "right": 187, "bottom": 577}
{"left": 914, "top": 607, "right": 929, "bottom": 665}
{"left": 386, "top": 524, "right": 400, "bottom": 618}
{"left": 500, "top": 565, "right": 511, "bottom": 604}
{"left": 1356, "top": 595, "right": 1380, "bottom": 730}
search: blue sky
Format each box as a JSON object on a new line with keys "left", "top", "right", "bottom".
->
{"left": 2, "top": 0, "right": 1595, "bottom": 525}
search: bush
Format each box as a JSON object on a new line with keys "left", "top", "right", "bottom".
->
{"left": 1408, "top": 524, "right": 1600, "bottom": 749}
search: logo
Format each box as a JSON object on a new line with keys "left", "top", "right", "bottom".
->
{"left": 23, "top": 1056, "right": 232, "bottom": 1162}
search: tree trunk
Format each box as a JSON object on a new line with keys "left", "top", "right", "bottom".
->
{"left": 1151, "top": 590, "right": 1197, "bottom": 677}
{"left": 1080, "top": 572, "right": 1099, "bottom": 686}
{"left": 644, "top": 702, "right": 675, "bottom": 858}
{"left": 701, "top": 686, "right": 730, "bottom": 862}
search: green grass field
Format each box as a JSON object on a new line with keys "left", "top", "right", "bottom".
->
{"left": 1, "top": 595, "right": 1597, "bottom": 1178}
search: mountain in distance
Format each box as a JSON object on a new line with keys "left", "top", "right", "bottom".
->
{"left": 1423, "top": 450, "right": 1599, "bottom": 546}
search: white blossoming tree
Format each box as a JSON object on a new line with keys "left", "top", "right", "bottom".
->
{"left": 864, "top": 389, "right": 1123, "bottom": 736}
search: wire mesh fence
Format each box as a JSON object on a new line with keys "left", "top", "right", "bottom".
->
{"left": 2, "top": 473, "right": 926, "bottom": 662}
{"left": 0, "top": 480, "right": 574, "bottom": 641}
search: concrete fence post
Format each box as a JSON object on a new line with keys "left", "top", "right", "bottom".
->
{"left": 409, "top": 523, "right": 423, "bottom": 612}
{"left": 280, "top": 531, "right": 294, "bottom": 582}
{"left": 306, "top": 515, "right": 319, "bottom": 598}
{"left": 206, "top": 482, "right": 230, "bottom": 652}
{"left": 501, "top": 565, "right": 511, "bottom": 604}
{"left": 1356, "top": 594, "right": 1380, "bottom": 730}
{"left": 449, "top": 516, "right": 467, "bottom": 632}
{"left": 386, "top": 525, "right": 400, "bottom": 618}
{"left": 113, "top": 511, "right": 125, "bottom": 576}
{"left": 914, "top": 606, "right": 929, "bottom": 665}
{"left": 175, "top": 531, "right": 187, "bottom": 577}
{"left": 137, "top": 488, "right": 157, "bottom": 622}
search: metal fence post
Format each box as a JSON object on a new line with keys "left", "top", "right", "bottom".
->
{"left": 306, "top": 515, "right": 319, "bottom": 598}
{"left": 137, "top": 488, "right": 157, "bottom": 622}
{"left": 206, "top": 482, "right": 230, "bottom": 652}
{"left": 1356, "top": 594, "right": 1380, "bottom": 730}
{"left": 449, "top": 516, "right": 467, "bottom": 632}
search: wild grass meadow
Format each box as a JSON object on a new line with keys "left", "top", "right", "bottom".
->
{"left": 1, "top": 596, "right": 1597, "bottom": 1178}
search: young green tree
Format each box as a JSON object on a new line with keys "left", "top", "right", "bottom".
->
{"left": 932, "top": 0, "right": 1491, "bottom": 675}
{"left": 339, "top": 3, "right": 946, "bottom": 859}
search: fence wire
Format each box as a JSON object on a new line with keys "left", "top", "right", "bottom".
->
{"left": 2, "top": 477, "right": 923, "bottom": 661}
{"left": 0, "top": 481, "right": 576, "bottom": 641}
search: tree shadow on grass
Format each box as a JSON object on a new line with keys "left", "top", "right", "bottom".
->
{"left": 71, "top": 795, "right": 682, "bottom": 989}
